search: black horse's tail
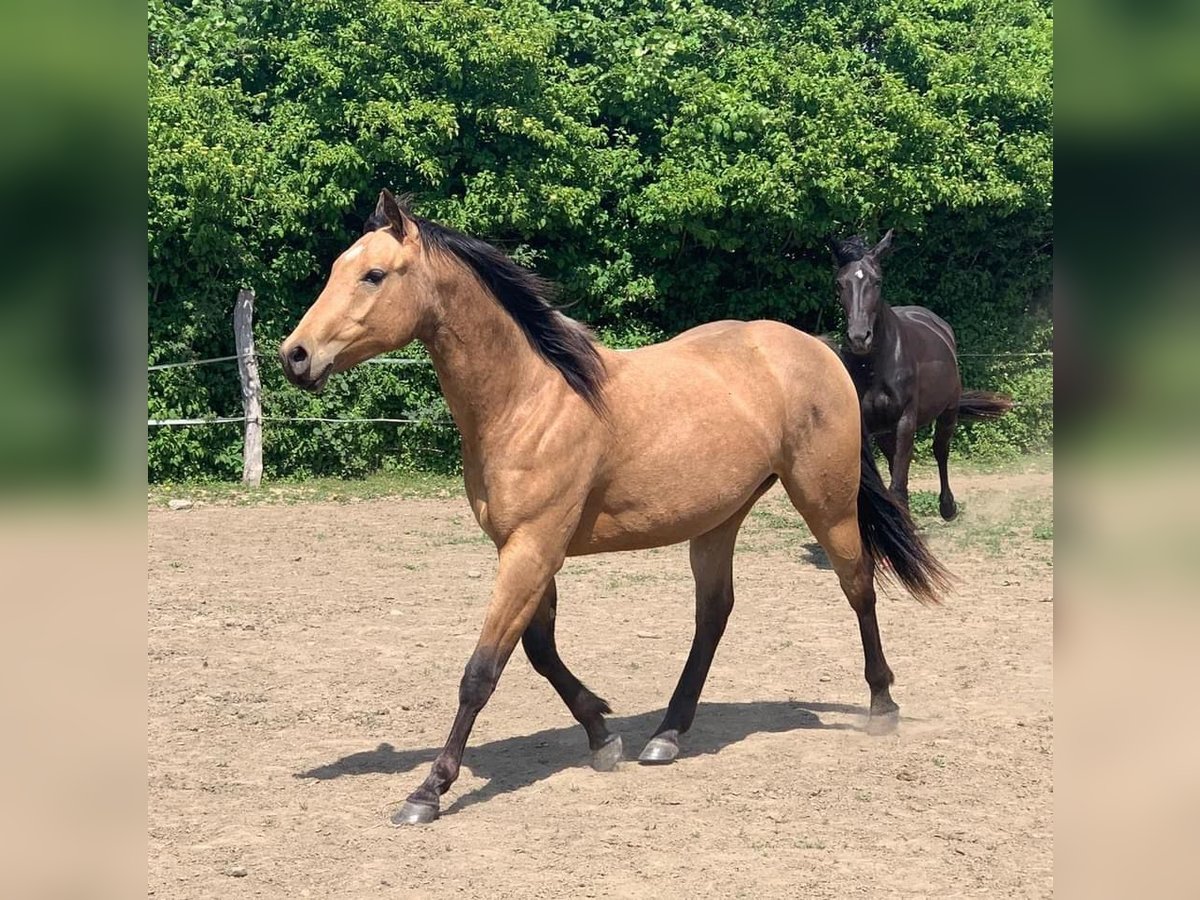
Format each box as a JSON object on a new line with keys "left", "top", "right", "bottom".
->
{"left": 857, "top": 431, "right": 952, "bottom": 606}
{"left": 958, "top": 390, "right": 1014, "bottom": 420}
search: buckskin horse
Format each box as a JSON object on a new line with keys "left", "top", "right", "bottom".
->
{"left": 280, "top": 190, "right": 950, "bottom": 825}
{"left": 829, "top": 231, "right": 1013, "bottom": 520}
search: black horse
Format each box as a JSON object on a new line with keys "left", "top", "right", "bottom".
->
{"left": 828, "top": 231, "right": 1012, "bottom": 520}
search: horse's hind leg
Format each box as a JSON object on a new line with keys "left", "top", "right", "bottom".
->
{"left": 782, "top": 477, "right": 899, "bottom": 735}
{"left": 933, "top": 408, "right": 958, "bottom": 520}
{"left": 639, "top": 483, "right": 771, "bottom": 764}
{"left": 522, "top": 579, "right": 622, "bottom": 771}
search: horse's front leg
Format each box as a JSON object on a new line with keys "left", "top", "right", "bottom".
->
{"left": 888, "top": 408, "right": 918, "bottom": 509}
{"left": 392, "top": 535, "right": 564, "bottom": 825}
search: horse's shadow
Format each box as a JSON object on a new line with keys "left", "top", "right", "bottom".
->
{"left": 800, "top": 541, "right": 833, "bottom": 570}
{"left": 295, "top": 699, "right": 863, "bottom": 817}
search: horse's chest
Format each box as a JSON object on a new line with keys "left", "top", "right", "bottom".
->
{"left": 860, "top": 385, "right": 904, "bottom": 431}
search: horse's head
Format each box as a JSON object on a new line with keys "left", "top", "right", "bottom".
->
{"left": 280, "top": 189, "right": 430, "bottom": 391}
{"left": 829, "top": 229, "right": 894, "bottom": 356}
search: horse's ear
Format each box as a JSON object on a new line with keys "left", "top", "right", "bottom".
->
{"left": 375, "top": 189, "right": 416, "bottom": 239}
{"left": 871, "top": 229, "right": 895, "bottom": 259}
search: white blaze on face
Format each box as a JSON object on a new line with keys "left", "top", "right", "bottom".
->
{"left": 342, "top": 241, "right": 367, "bottom": 263}
{"left": 855, "top": 268, "right": 865, "bottom": 280}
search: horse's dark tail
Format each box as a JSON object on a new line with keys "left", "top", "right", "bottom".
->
{"left": 958, "top": 390, "right": 1014, "bottom": 420}
{"left": 857, "top": 431, "right": 952, "bottom": 606}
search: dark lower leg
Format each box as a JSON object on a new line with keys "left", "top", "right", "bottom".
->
{"left": 889, "top": 415, "right": 917, "bottom": 507}
{"left": 522, "top": 582, "right": 614, "bottom": 752}
{"left": 855, "top": 601, "right": 898, "bottom": 718}
{"left": 933, "top": 414, "right": 957, "bottom": 520}
{"left": 641, "top": 521, "right": 741, "bottom": 763}
{"left": 877, "top": 433, "right": 897, "bottom": 480}
{"left": 653, "top": 599, "right": 732, "bottom": 738}
{"left": 402, "top": 647, "right": 505, "bottom": 813}
{"left": 640, "top": 599, "right": 731, "bottom": 763}
{"left": 393, "top": 540, "right": 563, "bottom": 824}
{"left": 832, "top": 545, "right": 898, "bottom": 731}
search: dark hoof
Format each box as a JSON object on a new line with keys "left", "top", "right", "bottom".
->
{"left": 866, "top": 709, "right": 900, "bottom": 736}
{"left": 390, "top": 799, "right": 439, "bottom": 826}
{"left": 638, "top": 733, "right": 680, "bottom": 765}
{"left": 940, "top": 497, "right": 958, "bottom": 520}
{"left": 591, "top": 734, "right": 623, "bottom": 772}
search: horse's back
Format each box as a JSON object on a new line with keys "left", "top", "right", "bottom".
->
{"left": 569, "top": 320, "right": 859, "bottom": 554}
{"left": 626, "top": 320, "right": 860, "bottom": 467}
{"left": 892, "top": 306, "right": 957, "bottom": 354}
{"left": 664, "top": 319, "right": 844, "bottom": 371}
{"left": 658, "top": 319, "right": 855, "bottom": 410}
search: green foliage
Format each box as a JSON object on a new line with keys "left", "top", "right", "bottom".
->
{"left": 149, "top": 0, "right": 1053, "bottom": 481}
{"left": 906, "top": 490, "right": 943, "bottom": 519}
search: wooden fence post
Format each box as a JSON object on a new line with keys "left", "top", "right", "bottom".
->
{"left": 233, "top": 288, "right": 263, "bottom": 487}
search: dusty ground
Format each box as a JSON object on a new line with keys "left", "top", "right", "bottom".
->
{"left": 148, "top": 461, "right": 1052, "bottom": 898}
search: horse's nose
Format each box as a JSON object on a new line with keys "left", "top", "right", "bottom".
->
{"left": 848, "top": 327, "right": 873, "bottom": 353}
{"left": 280, "top": 340, "right": 311, "bottom": 381}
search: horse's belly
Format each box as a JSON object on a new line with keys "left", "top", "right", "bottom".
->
{"left": 566, "top": 458, "right": 771, "bottom": 555}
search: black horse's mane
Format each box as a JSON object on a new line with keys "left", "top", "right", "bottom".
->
{"left": 364, "top": 206, "right": 607, "bottom": 414}
{"left": 830, "top": 235, "right": 870, "bottom": 267}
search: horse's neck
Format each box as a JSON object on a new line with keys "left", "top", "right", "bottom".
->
{"left": 420, "top": 262, "right": 547, "bottom": 442}
{"left": 875, "top": 301, "right": 901, "bottom": 350}
{"left": 846, "top": 302, "right": 902, "bottom": 385}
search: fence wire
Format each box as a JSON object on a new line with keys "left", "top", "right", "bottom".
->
{"left": 147, "top": 347, "right": 1050, "bottom": 426}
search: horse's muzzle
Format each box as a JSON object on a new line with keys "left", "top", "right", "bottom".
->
{"left": 279, "top": 341, "right": 331, "bottom": 392}
{"left": 846, "top": 327, "right": 873, "bottom": 356}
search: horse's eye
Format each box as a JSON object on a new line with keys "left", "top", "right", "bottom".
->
{"left": 362, "top": 269, "right": 386, "bottom": 286}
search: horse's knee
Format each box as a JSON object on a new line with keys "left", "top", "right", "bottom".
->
{"left": 459, "top": 654, "right": 500, "bottom": 708}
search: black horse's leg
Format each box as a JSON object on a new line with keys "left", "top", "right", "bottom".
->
{"left": 933, "top": 408, "right": 958, "bottom": 520}
{"left": 876, "top": 432, "right": 898, "bottom": 479}
{"left": 522, "top": 579, "right": 621, "bottom": 770}
{"left": 639, "top": 510, "right": 744, "bottom": 764}
{"left": 392, "top": 539, "right": 560, "bottom": 825}
{"left": 888, "top": 410, "right": 917, "bottom": 509}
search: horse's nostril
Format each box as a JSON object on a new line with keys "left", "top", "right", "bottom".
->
{"left": 288, "top": 345, "right": 309, "bottom": 366}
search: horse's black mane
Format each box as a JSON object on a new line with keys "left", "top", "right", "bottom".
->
{"left": 364, "top": 206, "right": 607, "bottom": 414}
{"left": 830, "top": 235, "right": 870, "bottom": 267}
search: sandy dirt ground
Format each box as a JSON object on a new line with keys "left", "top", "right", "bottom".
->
{"left": 148, "top": 465, "right": 1052, "bottom": 898}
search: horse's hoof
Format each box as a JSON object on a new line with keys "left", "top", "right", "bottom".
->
{"left": 865, "top": 710, "right": 900, "bottom": 736}
{"left": 591, "top": 734, "right": 623, "bottom": 772}
{"left": 390, "top": 800, "right": 439, "bottom": 826}
{"left": 638, "top": 733, "right": 680, "bottom": 765}
{"left": 940, "top": 498, "right": 958, "bottom": 520}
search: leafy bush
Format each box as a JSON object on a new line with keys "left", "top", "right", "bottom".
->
{"left": 148, "top": 0, "right": 1052, "bottom": 481}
